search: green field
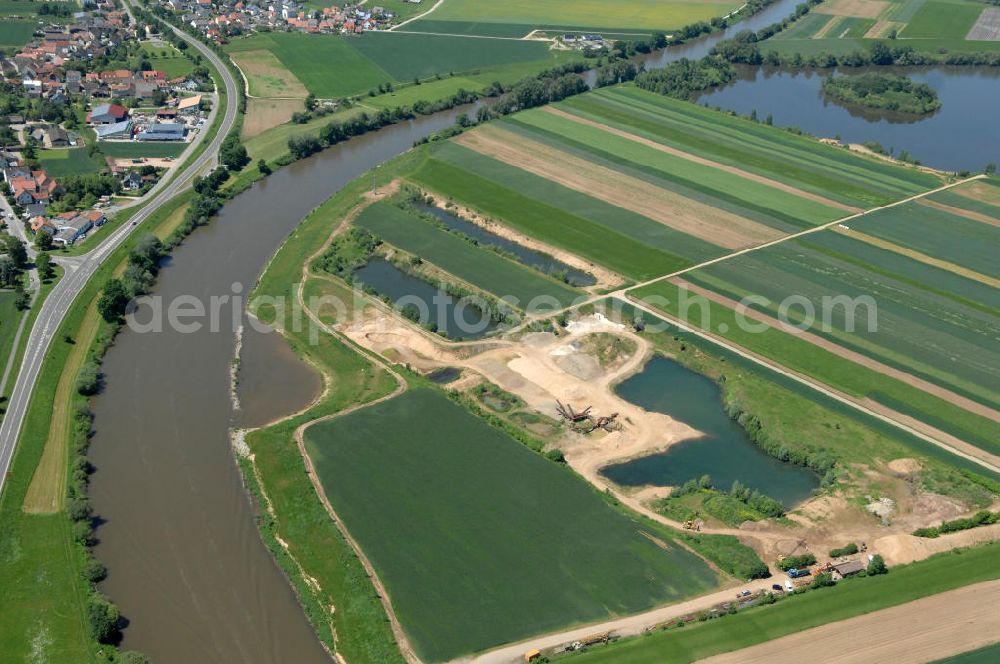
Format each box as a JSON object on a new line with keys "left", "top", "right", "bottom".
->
{"left": 304, "top": 387, "right": 719, "bottom": 662}
{"left": 405, "top": 0, "right": 742, "bottom": 37}
{"left": 37, "top": 148, "right": 106, "bottom": 177}
{"left": 902, "top": 1, "right": 983, "bottom": 38}
{"left": 138, "top": 42, "right": 194, "bottom": 78}
{"left": 631, "top": 280, "right": 1000, "bottom": 456}
{"left": 680, "top": 229, "right": 1000, "bottom": 411}
{"left": 934, "top": 643, "right": 1000, "bottom": 664}
{"left": 0, "top": 291, "right": 22, "bottom": 383}
{"left": 355, "top": 200, "right": 582, "bottom": 309}
{"left": 226, "top": 31, "right": 555, "bottom": 98}
{"left": 98, "top": 141, "right": 187, "bottom": 158}
{"left": 0, "top": 20, "right": 36, "bottom": 47}
{"left": 562, "top": 542, "right": 1000, "bottom": 663}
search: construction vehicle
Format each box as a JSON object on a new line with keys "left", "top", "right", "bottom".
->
{"left": 556, "top": 401, "right": 621, "bottom": 433}
{"left": 787, "top": 567, "right": 811, "bottom": 579}
{"left": 682, "top": 520, "right": 701, "bottom": 531}
{"left": 524, "top": 649, "right": 541, "bottom": 662}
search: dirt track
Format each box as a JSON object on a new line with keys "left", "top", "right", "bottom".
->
{"left": 701, "top": 579, "right": 1000, "bottom": 664}
{"left": 455, "top": 126, "right": 782, "bottom": 249}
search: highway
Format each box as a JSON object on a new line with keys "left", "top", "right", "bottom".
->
{"left": 0, "top": 7, "right": 239, "bottom": 496}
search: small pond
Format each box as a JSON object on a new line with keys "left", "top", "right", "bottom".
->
{"left": 427, "top": 366, "right": 463, "bottom": 384}
{"left": 353, "top": 258, "right": 501, "bottom": 340}
{"left": 415, "top": 204, "right": 597, "bottom": 287}
{"left": 600, "top": 355, "right": 819, "bottom": 506}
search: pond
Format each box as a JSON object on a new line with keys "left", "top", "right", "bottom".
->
{"left": 600, "top": 355, "right": 819, "bottom": 506}
{"left": 427, "top": 366, "right": 463, "bottom": 384}
{"left": 414, "top": 204, "right": 596, "bottom": 286}
{"left": 353, "top": 258, "right": 502, "bottom": 340}
{"left": 695, "top": 66, "right": 1000, "bottom": 172}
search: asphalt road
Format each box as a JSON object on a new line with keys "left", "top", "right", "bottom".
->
{"left": 0, "top": 9, "right": 239, "bottom": 496}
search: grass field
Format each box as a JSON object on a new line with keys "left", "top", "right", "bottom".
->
{"left": 0, "top": 20, "right": 35, "bottom": 47}
{"left": 768, "top": 0, "right": 1000, "bottom": 56}
{"left": 355, "top": 200, "right": 582, "bottom": 309}
{"left": 0, "top": 291, "right": 22, "bottom": 386}
{"left": 98, "top": 141, "right": 187, "bottom": 159}
{"left": 37, "top": 147, "right": 106, "bottom": 177}
{"left": 226, "top": 32, "right": 554, "bottom": 99}
{"left": 304, "top": 387, "right": 719, "bottom": 661}
{"left": 405, "top": 0, "right": 743, "bottom": 36}
{"left": 138, "top": 42, "right": 194, "bottom": 78}
{"left": 563, "top": 541, "right": 1000, "bottom": 663}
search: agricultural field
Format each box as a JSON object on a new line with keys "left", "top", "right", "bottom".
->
{"left": 767, "top": 0, "right": 1000, "bottom": 56}
{"left": 354, "top": 200, "right": 582, "bottom": 309}
{"left": 403, "top": 0, "right": 743, "bottom": 37}
{"left": 409, "top": 85, "right": 939, "bottom": 282}
{"left": 226, "top": 31, "right": 557, "bottom": 99}
{"left": 36, "top": 147, "right": 106, "bottom": 177}
{"left": 0, "top": 20, "right": 35, "bottom": 47}
{"left": 97, "top": 141, "right": 186, "bottom": 159}
{"left": 562, "top": 542, "right": 1000, "bottom": 663}
{"left": 629, "top": 179, "right": 1000, "bottom": 457}
{"left": 303, "top": 387, "right": 720, "bottom": 662}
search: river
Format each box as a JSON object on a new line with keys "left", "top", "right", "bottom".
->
{"left": 85, "top": 0, "right": 994, "bottom": 659}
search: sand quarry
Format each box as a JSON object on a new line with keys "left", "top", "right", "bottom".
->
{"left": 335, "top": 303, "right": 1000, "bottom": 568}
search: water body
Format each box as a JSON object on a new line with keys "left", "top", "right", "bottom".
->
{"left": 414, "top": 204, "right": 597, "bottom": 286}
{"left": 696, "top": 66, "right": 1000, "bottom": 171}
{"left": 601, "top": 355, "right": 819, "bottom": 506}
{"left": 354, "top": 258, "right": 501, "bottom": 340}
{"left": 234, "top": 318, "right": 322, "bottom": 430}
{"left": 87, "top": 103, "right": 481, "bottom": 664}
{"left": 427, "top": 366, "right": 462, "bottom": 384}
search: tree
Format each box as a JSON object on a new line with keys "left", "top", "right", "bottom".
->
{"left": 3, "top": 234, "right": 27, "bottom": 266}
{"left": 97, "top": 278, "right": 130, "bottom": 323}
{"left": 257, "top": 159, "right": 271, "bottom": 175}
{"left": 304, "top": 93, "right": 317, "bottom": 111}
{"left": 36, "top": 252, "right": 54, "bottom": 280}
{"left": 87, "top": 594, "right": 120, "bottom": 642}
{"left": 75, "top": 362, "right": 102, "bottom": 396}
{"left": 867, "top": 554, "right": 888, "bottom": 576}
{"left": 986, "top": 163, "right": 997, "bottom": 175}
{"left": 220, "top": 135, "right": 249, "bottom": 171}
{"left": 35, "top": 231, "right": 53, "bottom": 251}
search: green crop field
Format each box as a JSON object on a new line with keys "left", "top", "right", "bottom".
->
{"left": 304, "top": 388, "right": 720, "bottom": 662}
{"left": 555, "top": 87, "right": 942, "bottom": 207}
{"left": 851, "top": 201, "right": 1000, "bottom": 280}
{"left": 631, "top": 281, "right": 1000, "bottom": 456}
{"left": 98, "top": 141, "right": 187, "bottom": 158}
{"left": 36, "top": 148, "right": 106, "bottom": 177}
{"left": 410, "top": 154, "right": 699, "bottom": 280}
{"left": 505, "top": 109, "right": 846, "bottom": 229}
{"left": 354, "top": 200, "right": 582, "bottom": 309}
{"left": 562, "top": 542, "right": 1000, "bottom": 663}
{"left": 226, "top": 31, "right": 556, "bottom": 99}
{"left": 681, "top": 231, "right": 1000, "bottom": 411}
{"left": 405, "top": 0, "right": 742, "bottom": 37}
{"left": 0, "top": 20, "right": 36, "bottom": 47}
{"left": 903, "top": 1, "right": 983, "bottom": 38}
{"left": 934, "top": 643, "right": 1000, "bottom": 664}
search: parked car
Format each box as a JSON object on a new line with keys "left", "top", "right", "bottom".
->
{"left": 772, "top": 584, "right": 784, "bottom": 592}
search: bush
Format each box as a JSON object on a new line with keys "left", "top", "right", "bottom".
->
{"left": 83, "top": 557, "right": 108, "bottom": 583}
{"left": 683, "top": 533, "right": 770, "bottom": 580}
{"left": 867, "top": 554, "right": 888, "bottom": 576}
{"left": 777, "top": 553, "right": 816, "bottom": 571}
{"left": 75, "top": 362, "right": 102, "bottom": 396}
{"left": 810, "top": 572, "right": 835, "bottom": 589}
{"left": 913, "top": 510, "right": 999, "bottom": 538}
{"left": 829, "top": 543, "right": 859, "bottom": 557}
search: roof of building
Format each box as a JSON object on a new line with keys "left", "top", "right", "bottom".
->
{"left": 91, "top": 102, "right": 128, "bottom": 118}
{"left": 95, "top": 120, "right": 133, "bottom": 138}
{"left": 833, "top": 560, "right": 865, "bottom": 576}
{"left": 176, "top": 95, "right": 201, "bottom": 110}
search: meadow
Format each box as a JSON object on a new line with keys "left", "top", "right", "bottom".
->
{"left": 37, "top": 148, "right": 105, "bottom": 177}
{"left": 0, "top": 291, "right": 21, "bottom": 384}
{"left": 563, "top": 542, "right": 1000, "bottom": 663}
{"left": 98, "top": 141, "right": 187, "bottom": 159}
{"left": 226, "top": 31, "right": 554, "bottom": 98}
{"left": 405, "top": 0, "right": 742, "bottom": 37}
{"left": 304, "top": 387, "right": 720, "bottom": 662}
{"left": 0, "top": 20, "right": 35, "bottom": 47}
{"left": 768, "top": 0, "right": 1000, "bottom": 56}
{"left": 681, "top": 229, "right": 1000, "bottom": 411}
{"left": 138, "top": 43, "right": 194, "bottom": 78}
{"left": 355, "top": 200, "right": 582, "bottom": 309}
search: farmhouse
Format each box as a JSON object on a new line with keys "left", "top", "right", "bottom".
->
{"left": 88, "top": 102, "right": 129, "bottom": 125}
{"left": 30, "top": 125, "right": 72, "bottom": 148}
{"left": 831, "top": 560, "right": 865, "bottom": 580}
{"left": 176, "top": 95, "right": 202, "bottom": 113}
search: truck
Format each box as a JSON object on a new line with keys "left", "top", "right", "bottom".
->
{"left": 787, "top": 567, "right": 812, "bottom": 579}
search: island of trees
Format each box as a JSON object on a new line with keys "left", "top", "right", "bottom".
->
{"left": 822, "top": 72, "right": 941, "bottom": 115}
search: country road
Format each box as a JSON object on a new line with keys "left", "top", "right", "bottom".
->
{"left": 0, "top": 4, "right": 239, "bottom": 496}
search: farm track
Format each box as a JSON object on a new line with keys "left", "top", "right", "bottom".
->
{"left": 542, "top": 106, "right": 862, "bottom": 213}
{"left": 918, "top": 197, "right": 1000, "bottom": 229}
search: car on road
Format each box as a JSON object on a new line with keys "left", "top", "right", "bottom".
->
{"left": 737, "top": 589, "right": 752, "bottom": 598}
{"left": 772, "top": 584, "right": 784, "bottom": 592}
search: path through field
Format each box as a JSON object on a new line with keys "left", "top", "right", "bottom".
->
{"left": 700, "top": 579, "right": 1000, "bottom": 664}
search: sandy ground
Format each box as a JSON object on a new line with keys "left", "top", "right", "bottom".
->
{"left": 455, "top": 125, "right": 783, "bottom": 249}
{"left": 875, "top": 523, "right": 1000, "bottom": 565}
{"left": 814, "top": 0, "right": 890, "bottom": 19}
{"left": 242, "top": 98, "right": 305, "bottom": 139}
{"left": 229, "top": 49, "right": 309, "bottom": 98}
{"left": 952, "top": 180, "right": 1000, "bottom": 205}
{"left": 671, "top": 278, "right": 1000, "bottom": 427}
{"left": 107, "top": 157, "right": 176, "bottom": 170}
{"left": 701, "top": 580, "right": 1000, "bottom": 664}
{"left": 543, "top": 106, "right": 860, "bottom": 213}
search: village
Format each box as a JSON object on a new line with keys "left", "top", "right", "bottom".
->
{"left": 0, "top": 2, "right": 211, "bottom": 248}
